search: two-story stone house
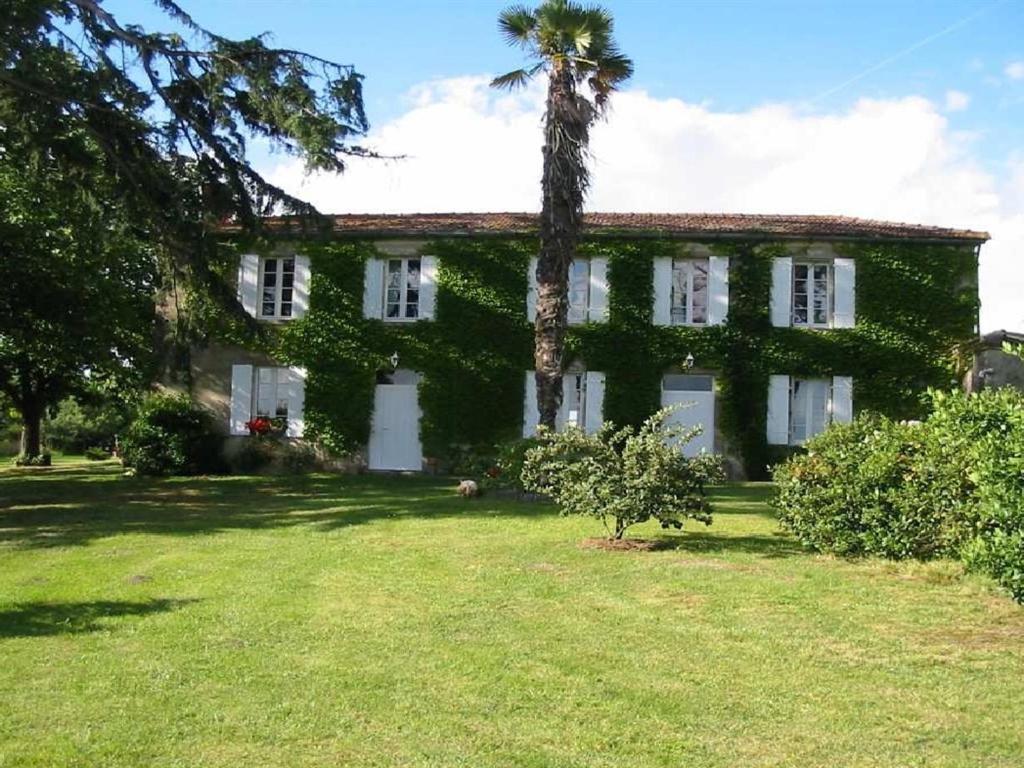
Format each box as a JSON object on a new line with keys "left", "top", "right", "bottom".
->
{"left": 191, "top": 213, "right": 986, "bottom": 477}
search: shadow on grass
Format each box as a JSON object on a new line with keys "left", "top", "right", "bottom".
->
{"left": 0, "top": 469, "right": 555, "bottom": 549}
{"left": 647, "top": 530, "right": 804, "bottom": 558}
{"left": 0, "top": 598, "right": 197, "bottom": 638}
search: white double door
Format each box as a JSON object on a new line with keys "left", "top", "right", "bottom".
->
{"left": 368, "top": 375, "right": 423, "bottom": 471}
{"left": 661, "top": 375, "right": 716, "bottom": 457}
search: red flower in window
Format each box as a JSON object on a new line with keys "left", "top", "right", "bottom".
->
{"left": 245, "top": 417, "right": 274, "bottom": 436}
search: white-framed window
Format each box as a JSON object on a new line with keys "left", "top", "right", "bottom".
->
{"left": 523, "top": 370, "right": 606, "bottom": 437}
{"left": 230, "top": 364, "right": 305, "bottom": 437}
{"left": 789, "top": 377, "right": 832, "bottom": 444}
{"left": 568, "top": 259, "right": 591, "bottom": 324}
{"left": 385, "top": 257, "right": 421, "bottom": 321}
{"left": 527, "top": 257, "right": 607, "bottom": 324}
{"left": 792, "top": 262, "right": 833, "bottom": 328}
{"left": 563, "top": 371, "right": 588, "bottom": 429}
{"left": 254, "top": 367, "right": 291, "bottom": 419}
{"left": 259, "top": 256, "right": 296, "bottom": 319}
{"left": 671, "top": 258, "right": 710, "bottom": 325}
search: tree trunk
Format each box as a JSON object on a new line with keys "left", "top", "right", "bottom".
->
{"left": 536, "top": 60, "right": 588, "bottom": 429}
{"left": 20, "top": 399, "right": 43, "bottom": 458}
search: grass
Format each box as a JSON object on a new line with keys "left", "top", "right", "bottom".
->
{"left": 1, "top": 462, "right": 1023, "bottom": 767}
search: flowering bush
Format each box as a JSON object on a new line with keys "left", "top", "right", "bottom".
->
{"left": 521, "top": 408, "right": 724, "bottom": 540}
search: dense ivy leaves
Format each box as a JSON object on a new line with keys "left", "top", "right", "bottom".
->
{"left": 221, "top": 235, "right": 976, "bottom": 476}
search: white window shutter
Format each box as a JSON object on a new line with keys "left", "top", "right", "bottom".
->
{"left": 526, "top": 257, "right": 539, "bottom": 322}
{"left": 237, "top": 254, "right": 260, "bottom": 317}
{"left": 766, "top": 374, "right": 791, "bottom": 445}
{"left": 707, "top": 255, "right": 730, "bottom": 325}
{"left": 588, "top": 257, "right": 609, "bottom": 322}
{"left": 652, "top": 257, "right": 673, "bottom": 326}
{"left": 230, "top": 364, "right": 253, "bottom": 435}
{"left": 286, "top": 367, "right": 307, "bottom": 437}
{"left": 419, "top": 255, "right": 438, "bottom": 320}
{"left": 522, "top": 371, "right": 539, "bottom": 438}
{"left": 292, "top": 254, "right": 311, "bottom": 319}
{"left": 363, "top": 258, "right": 383, "bottom": 319}
{"left": 584, "top": 372, "right": 606, "bottom": 434}
{"left": 831, "top": 376, "right": 853, "bottom": 425}
{"left": 770, "top": 256, "right": 793, "bottom": 328}
{"left": 833, "top": 258, "right": 856, "bottom": 328}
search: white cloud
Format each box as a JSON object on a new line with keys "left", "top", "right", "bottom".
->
{"left": 1006, "top": 61, "right": 1024, "bottom": 80}
{"left": 266, "top": 77, "right": 1023, "bottom": 332}
{"left": 944, "top": 89, "right": 970, "bottom": 111}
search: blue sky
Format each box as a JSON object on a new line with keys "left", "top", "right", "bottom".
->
{"left": 112, "top": 0, "right": 1023, "bottom": 173}
{"left": 105, "top": 1, "right": 1024, "bottom": 330}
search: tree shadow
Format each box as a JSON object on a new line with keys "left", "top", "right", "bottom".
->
{"left": 0, "top": 598, "right": 198, "bottom": 638}
{"left": 642, "top": 530, "right": 803, "bottom": 558}
{"left": 0, "top": 470, "right": 555, "bottom": 549}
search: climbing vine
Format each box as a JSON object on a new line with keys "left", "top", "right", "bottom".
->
{"left": 206, "top": 233, "right": 977, "bottom": 477}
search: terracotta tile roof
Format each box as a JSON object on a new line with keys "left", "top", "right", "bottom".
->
{"left": 255, "top": 212, "right": 989, "bottom": 242}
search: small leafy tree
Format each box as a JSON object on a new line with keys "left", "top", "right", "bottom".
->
{"left": 521, "top": 408, "right": 724, "bottom": 540}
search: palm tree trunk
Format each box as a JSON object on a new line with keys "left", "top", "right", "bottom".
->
{"left": 535, "top": 60, "right": 586, "bottom": 428}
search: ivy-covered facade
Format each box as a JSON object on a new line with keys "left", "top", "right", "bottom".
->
{"left": 189, "top": 213, "right": 986, "bottom": 478}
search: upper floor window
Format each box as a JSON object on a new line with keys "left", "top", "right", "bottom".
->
{"left": 259, "top": 256, "right": 295, "bottom": 319}
{"left": 238, "top": 253, "right": 308, "bottom": 321}
{"left": 671, "top": 258, "right": 709, "bottom": 325}
{"left": 363, "top": 255, "right": 436, "bottom": 322}
{"left": 526, "top": 257, "right": 608, "bottom": 325}
{"left": 568, "top": 260, "right": 591, "bottom": 324}
{"left": 653, "top": 254, "right": 728, "bottom": 327}
{"left": 792, "top": 262, "right": 833, "bottom": 328}
{"left": 771, "top": 254, "right": 853, "bottom": 329}
{"left": 385, "top": 258, "right": 421, "bottom": 321}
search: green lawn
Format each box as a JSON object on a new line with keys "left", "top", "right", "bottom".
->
{"left": 1, "top": 462, "right": 1023, "bottom": 767}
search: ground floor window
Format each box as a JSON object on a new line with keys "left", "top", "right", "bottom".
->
{"left": 563, "top": 372, "right": 587, "bottom": 428}
{"left": 255, "top": 367, "right": 290, "bottom": 419}
{"left": 790, "top": 377, "right": 831, "bottom": 444}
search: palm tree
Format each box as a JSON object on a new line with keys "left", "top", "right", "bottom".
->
{"left": 492, "top": 0, "right": 633, "bottom": 429}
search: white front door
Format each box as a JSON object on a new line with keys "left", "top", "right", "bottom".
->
{"left": 368, "top": 379, "right": 422, "bottom": 471}
{"left": 661, "top": 374, "right": 715, "bottom": 457}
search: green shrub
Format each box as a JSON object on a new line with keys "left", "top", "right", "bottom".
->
{"left": 772, "top": 417, "right": 955, "bottom": 559}
{"left": 521, "top": 408, "right": 724, "bottom": 540}
{"left": 121, "top": 393, "right": 222, "bottom": 476}
{"left": 950, "top": 388, "right": 1024, "bottom": 601}
{"left": 46, "top": 396, "right": 130, "bottom": 454}
{"left": 83, "top": 446, "right": 110, "bottom": 461}
{"left": 483, "top": 437, "right": 538, "bottom": 491}
{"left": 773, "top": 387, "right": 1024, "bottom": 603}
